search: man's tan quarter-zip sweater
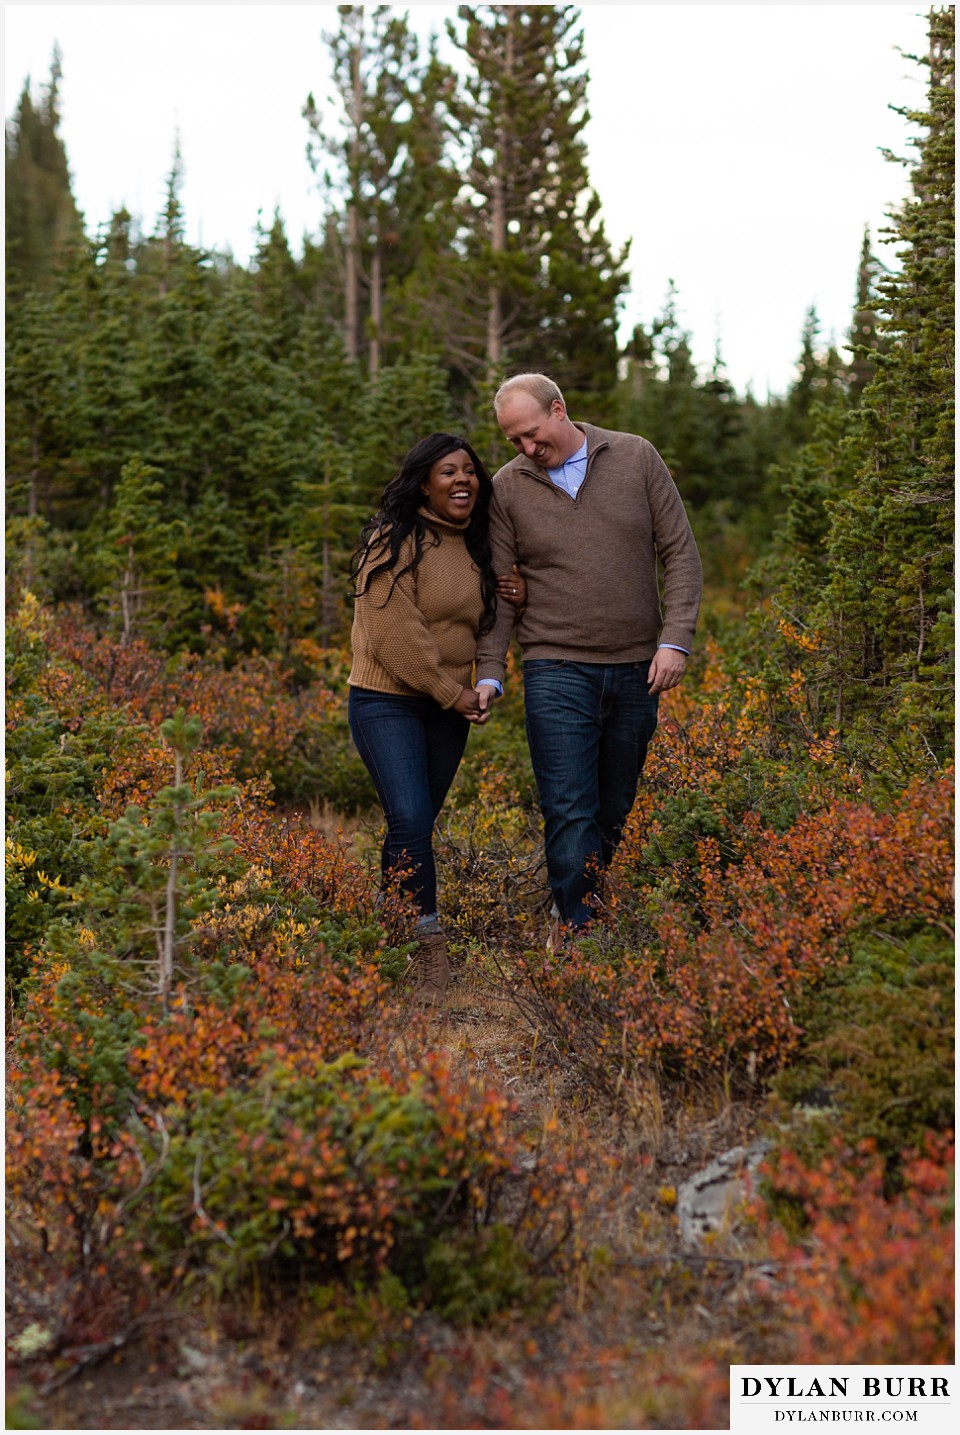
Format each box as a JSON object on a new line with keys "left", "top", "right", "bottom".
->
{"left": 348, "top": 510, "right": 485, "bottom": 709}
{"left": 475, "top": 422, "right": 703, "bottom": 686}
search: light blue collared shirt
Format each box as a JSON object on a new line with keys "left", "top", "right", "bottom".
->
{"left": 546, "top": 436, "right": 589, "bottom": 499}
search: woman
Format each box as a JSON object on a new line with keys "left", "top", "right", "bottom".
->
{"left": 348, "top": 432, "right": 525, "bottom": 1005}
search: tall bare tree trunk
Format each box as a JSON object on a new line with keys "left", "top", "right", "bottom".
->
{"left": 28, "top": 430, "right": 39, "bottom": 519}
{"left": 370, "top": 244, "right": 382, "bottom": 380}
{"left": 486, "top": 8, "right": 513, "bottom": 372}
{"left": 321, "top": 535, "right": 333, "bottom": 647}
{"left": 160, "top": 749, "right": 183, "bottom": 1012}
{"left": 345, "top": 24, "right": 364, "bottom": 363}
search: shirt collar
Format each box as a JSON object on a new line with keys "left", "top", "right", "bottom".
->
{"left": 548, "top": 434, "right": 588, "bottom": 478}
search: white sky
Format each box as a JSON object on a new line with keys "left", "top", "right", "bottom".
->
{"left": 4, "top": 2, "right": 931, "bottom": 398}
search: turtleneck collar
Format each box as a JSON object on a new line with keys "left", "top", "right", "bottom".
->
{"left": 418, "top": 504, "right": 471, "bottom": 533}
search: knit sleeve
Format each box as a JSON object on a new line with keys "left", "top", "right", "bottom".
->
{"left": 645, "top": 443, "right": 703, "bottom": 653}
{"left": 356, "top": 554, "right": 464, "bottom": 709}
{"left": 474, "top": 484, "right": 518, "bottom": 686}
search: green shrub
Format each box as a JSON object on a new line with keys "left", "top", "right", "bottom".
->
{"left": 274, "top": 708, "right": 376, "bottom": 813}
{"left": 420, "top": 1223, "right": 556, "bottom": 1326}
{"left": 770, "top": 927, "right": 954, "bottom": 1168}
{"left": 122, "top": 1049, "right": 519, "bottom": 1296}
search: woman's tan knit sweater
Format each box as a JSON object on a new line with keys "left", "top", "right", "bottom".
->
{"left": 348, "top": 510, "right": 485, "bottom": 710}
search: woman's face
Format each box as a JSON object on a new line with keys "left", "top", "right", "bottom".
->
{"left": 420, "top": 448, "right": 480, "bottom": 524}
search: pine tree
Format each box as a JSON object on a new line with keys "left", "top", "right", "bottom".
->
{"left": 304, "top": 6, "right": 456, "bottom": 377}
{"left": 198, "top": 266, "right": 301, "bottom": 557}
{"left": 781, "top": 306, "right": 847, "bottom": 449}
{"left": 5, "top": 49, "right": 84, "bottom": 299}
{"left": 251, "top": 208, "right": 302, "bottom": 357}
{"left": 446, "top": 4, "right": 629, "bottom": 413}
{"left": 352, "top": 351, "right": 457, "bottom": 511}
{"left": 5, "top": 287, "right": 69, "bottom": 519}
{"left": 288, "top": 429, "right": 367, "bottom": 649}
{"left": 374, "top": 36, "right": 465, "bottom": 374}
{"left": 73, "top": 708, "right": 236, "bottom": 1011}
{"left": 57, "top": 209, "right": 150, "bottom": 521}
{"left": 616, "top": 285, "right": 755, "bottom": 515}
{"left": 846, "top": 227, "right": 886, "bottom": 400}
{"left": 764, "top": 8, "right": 954, "bottom": 759}
{"left": 133, "top": 146, "right": 217, "bottom": 509}
{"left": 95, "top": 456, "right": 188, "bottom": 645}
{"left": 818, "top": 7, "right": 954, "bottom": 754}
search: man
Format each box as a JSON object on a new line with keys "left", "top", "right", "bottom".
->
{"left": 475, "top": 372, "right": 702, "bottom": 941}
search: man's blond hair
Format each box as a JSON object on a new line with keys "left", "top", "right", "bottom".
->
{"left": 494, "top": 373, "right": 566, "bottom": 415}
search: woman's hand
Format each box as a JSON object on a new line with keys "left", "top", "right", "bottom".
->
{"left": 453, "top": 686, "right": 484, "bottom": 721}
{"left": 497, "top": 564, "right": 527, "bottom": 608}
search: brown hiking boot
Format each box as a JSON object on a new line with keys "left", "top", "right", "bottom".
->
{"left": 411, "top": 928, "right": 450, "bottom": 1005}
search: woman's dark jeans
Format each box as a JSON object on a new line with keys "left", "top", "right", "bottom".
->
{"left": 348, "top": 687, "right": 470, "bottom": 916}
{"left": 522, "top": 659, "right": 659, "bottom": 929}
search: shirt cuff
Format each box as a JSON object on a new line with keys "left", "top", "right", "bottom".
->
{"left": 477, "top": 678, "right": 503, "bottom": 695}
{"left": 658, "top": 643, "right": 689, "bottom": 655}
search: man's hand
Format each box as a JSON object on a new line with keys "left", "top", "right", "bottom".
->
{"left": 455, "top": 685, "right": 499, "bottom": 723}
{"left": 647, "top": 647, "right": 687, "bottom": 695}
{"left": 476, "top": 682, "right": 500, "bottom": 720}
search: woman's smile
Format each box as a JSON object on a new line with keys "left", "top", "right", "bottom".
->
{"left": 421, "top": 449, "right": 480, "bottom": 523}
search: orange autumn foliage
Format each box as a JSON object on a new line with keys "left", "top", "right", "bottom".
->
{"left": 758, "top": 1134, "right": 955, "bottom": 1363}
{"left": 533, "top": 769, "right": 953, "bottom": 1081}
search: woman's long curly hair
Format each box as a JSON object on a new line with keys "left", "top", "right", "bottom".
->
{"left": 351, "top": 433, "right": 499, "bottom": 635}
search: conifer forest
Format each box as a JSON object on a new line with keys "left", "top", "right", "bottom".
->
{"left": 4, "top": 5, "right": 955, "bottom": 1428}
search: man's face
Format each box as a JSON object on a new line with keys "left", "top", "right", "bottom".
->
{"left": 496, "top": 392, "right": 577, "bottom": 469}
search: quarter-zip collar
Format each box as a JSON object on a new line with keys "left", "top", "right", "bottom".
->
{"left": 512, "top": 423, "right": 610, "bottom": 499}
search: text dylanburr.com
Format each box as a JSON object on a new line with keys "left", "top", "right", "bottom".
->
{"left": 730, "top": 1368, "right": 954, "bottom": 1435}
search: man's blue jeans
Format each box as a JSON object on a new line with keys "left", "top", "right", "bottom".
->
{"left": 348, "top": 687, "right": 470, "bottom": 916}
{"left": 522, "top": 659, "right": 659, "bottom": 929}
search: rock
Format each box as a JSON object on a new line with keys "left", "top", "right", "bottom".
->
{"left": 676, "top": 1140, "right": 771, "bottom": 1248}
{"left": 176, "top": 1342, "right": 211, "bottom": 1376}
{"left": 8, "top": 1322, "right": 56, "bottom": 1359}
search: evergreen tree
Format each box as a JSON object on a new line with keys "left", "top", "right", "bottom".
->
{"left": 751, "top": 226, "right": 894, "bottom": 648}
{"left": 56, "top": 210, "right": 151, "bottom": 524}
{"left": 846, "top": 227, "right": 886, "bottom": 400}
{"left": 5, "top": 287, "right": 70, "bottom": 520}
{"left": 304, "top": 5, "right": 457, "bottom": 377}
{"left": 781, "top": 305, "right": 847, "bottom": 449}
{"left": 5, "top": 49, "right": 84, "bottom": 299}
{"left": 95, "top": 456, "right": 188, "bottom": 645}
{"left": 251, "top": 208, "right": 303, "bottom": 357}
{"left": 133, "top": 147, "right": 217, "bottom": 512}
{"left": 352, "top": 350, "right": 457, "bottom": 510}
{"left": 446, "top": 4, "right": 629, "bottom": 414}
{"left": 374, "top": 36, "right": 466, "bottom": 377}
{"left": 288, "top": 428, "right": 367, "bottom": 649}
{"left": 617, "top": 286, "right": 755, "bottom": 513}
{"left": 761, "top": 8, "right": 954, "bottom": 759}
{"left": 86, "top": 708, "right": 236, "bottom": 1011}
{"left": 187, "top": 268, "right": 292, "bottom": 607}
{"left": 819, "top": 7, "right": 954, "bottom": 753}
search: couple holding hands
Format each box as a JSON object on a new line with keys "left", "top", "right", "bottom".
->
{"left": 348, "top": 372, "right": 703, "bottom": 1003}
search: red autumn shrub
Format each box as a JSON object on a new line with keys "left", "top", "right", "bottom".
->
{"left": 527, "top": 770, "right": 954, "bottom": 1084}
{"left": 46, "top": 606, "right": 337, "bottom": 782}
{"left": 758, "top": 1134, "right": 954, "bottom": 1363}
